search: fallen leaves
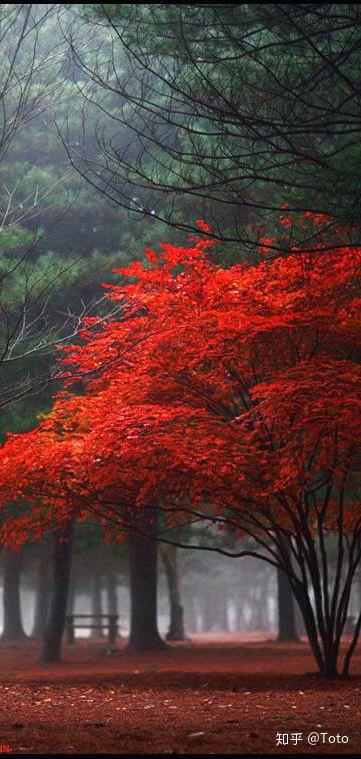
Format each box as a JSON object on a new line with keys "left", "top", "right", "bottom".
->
{"left": 0, "top": 639, "right": 359, "bottom": 754}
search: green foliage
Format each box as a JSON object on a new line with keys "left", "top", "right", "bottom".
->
{"left": 68, "top": 3, "right": 361, "bottom": 251}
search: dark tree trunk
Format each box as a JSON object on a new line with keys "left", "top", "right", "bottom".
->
{"left": 106, "top": 569, "right": 117, "bottom": 615}
{"left": 40, "top": 523, "right": 74, "bottom": 663}
{"left": 90, "top": 570, "right": 104, "bottom": 638}
{"left": 277, "top": 566, "right": 299, "bottom": 642}
{"left": 1, "top": 547, "right": 26, "bottom": 641}
{"left": 32, "top": 545, "right": 51, "bottom": 639}
{"left": 67, "top": 573, "right": 76, "bottom": 616}
{"left": 161, "top": 546, "right": 185, "bottom": 641}
{"left": 127, "top": 533, "right": 165, "bottom": 651}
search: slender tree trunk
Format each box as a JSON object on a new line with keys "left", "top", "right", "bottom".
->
{"left": 127, "top": 533, "right": 165, "bottom": 652}
{"left": 67, "top": 571, "right": 76, "bottom": 616}
{"left": 1, "top": 547, "right": 26, "bottom": 641}
{"left": 40, "top": 523, "right": 74, "bottom": 663}
{"left": 106, "top": 568, "right": 119, "bottom": 641}
{"left": 161, "top": 546, "right": 185, "bottom": 641}
{"left": 106, "top": 569, "right": 117, "bottom": 615}
{"left": 90, "top": 570, "right": 103, "bottom": 638}
{"left": 32, "top": 545, "right": 51, "bottom": 639}
{"left": 277, "top": 538, "right": 299, "bottom": 646}
{"left": 277, "top": 565, "right": 299, "bottom": 641}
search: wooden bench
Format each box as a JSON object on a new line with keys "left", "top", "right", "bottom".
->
{"left": 65, "top": 614, "right": 119, "bottom": 647}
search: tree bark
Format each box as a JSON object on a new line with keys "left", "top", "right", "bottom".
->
{"left": 277, "top": 565, "right": 299, "bottom": 642}
{"left": 161, "top": 546, "right": 185, "bottom": 641}
{"left": 32, "top": 545, "right": 51, "bottom": 639}
{"left": 127, "top": 532, "right": 165, "bottom": 651}
{"left": 1, "top": 547, "right": 26, "bottom": 641}
{"left": 40, "top": 523, "right": 74, "bottom": 663}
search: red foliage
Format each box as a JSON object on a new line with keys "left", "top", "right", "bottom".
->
{"left": 0, "top": 214, "right": 360, "bottom": 675}
{"left": 0, "top": 216, "right": 359, "bottom": 534}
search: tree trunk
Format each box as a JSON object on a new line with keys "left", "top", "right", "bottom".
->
{"left": 277, "top": 565, "right": 299, "bottom": 642}
{"left": 32, "top": 545, "right": 51, "bottom": 639}
{"left": 161, "top": 546, "right": 185, "bottom": 641}
{"left": 1, "top": 547, "right": 26, "bottom": 641}
{"left": 67, "top": 573, "right": 76, "bottom": 616}
{"left": 90, "top": 570, "right": 104, "bottom": 638}
{"left": 40, "top": 523, "right": 74, "bottom": 663}
{"left": 106, "top": 569, "right": 117, "bottom": 615}
{"left": 127, "top": 533, "right": 165, "bottom": 651}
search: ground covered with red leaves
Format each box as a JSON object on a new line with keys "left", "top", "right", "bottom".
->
{"left": 0, "top": 634, "right": 359, "bottom": 754}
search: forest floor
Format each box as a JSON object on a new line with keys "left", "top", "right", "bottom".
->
{"left": 0, "top": 634, "right": 359, "bottom": 754}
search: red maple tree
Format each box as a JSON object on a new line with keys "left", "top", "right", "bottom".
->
{"left": 0, "top": 215, "right": 360, "bottom": 677}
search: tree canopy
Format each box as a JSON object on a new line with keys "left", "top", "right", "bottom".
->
{"left": 0, "top": 211, "right": 360, "bottom": 676}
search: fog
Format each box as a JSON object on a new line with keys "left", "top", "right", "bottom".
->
{"left": 1, "top": 547, "right": 360, "bottom": 641}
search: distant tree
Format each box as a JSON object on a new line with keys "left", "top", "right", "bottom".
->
{"left": 0, "top": 3, "right": 177, "bottom": 656}
{"left": 161, "top": 545, "right": 185, "bottom": 642}
{"left": 66, "top": 3, "right": 361, "bottom": 254}
{"left": 0, "top": 4, "right": 84, "bottom": 410}
{"left": 1, "top": 546, "right": 26, "bottom": 641}
{"left": 0, "top": 4, "right": 161, "bottom": 415}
